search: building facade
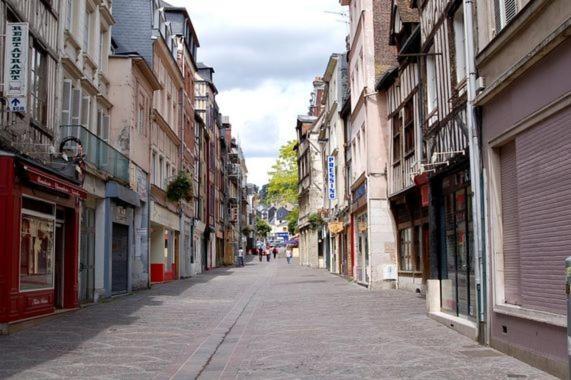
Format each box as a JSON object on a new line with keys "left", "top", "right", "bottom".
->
{"left": 474, "top": 0, "right": 570, "bottom": 376}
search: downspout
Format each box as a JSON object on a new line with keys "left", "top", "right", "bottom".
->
{"left": 463, "top": 0, "right": 487, "bottom": 343}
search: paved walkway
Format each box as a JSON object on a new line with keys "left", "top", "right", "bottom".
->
{"left": 0, "top": 257, "right": 554, "bottom": 379}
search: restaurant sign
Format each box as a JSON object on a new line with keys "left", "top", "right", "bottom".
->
{"left": 4, "top": 23, "right": 29, "bottom": 112}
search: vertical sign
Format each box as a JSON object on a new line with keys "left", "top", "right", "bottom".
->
{"left": 4, "top": 22, "right": 29, "bottom": 112}
{"left": 327, "top": 155, "right": 336, "bottom": 200}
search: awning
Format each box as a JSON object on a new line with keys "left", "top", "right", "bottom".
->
{"left": 106, "top": 181, "right": 141, "bottom": 207}
{"left": 22, "top": 164, "right": 87, "bottom": 199}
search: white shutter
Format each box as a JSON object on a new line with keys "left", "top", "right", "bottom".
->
{"left": 81, "top": 96, "right": 91, "bottom": 130}
{"left": 102, "top": 113, "right": 109, "bottom": 141}
{"left": 61, "top": 80, "right": 72, "bottom": 125}
{"left": 71, "top": 88, "right": 82, "bottom": 125}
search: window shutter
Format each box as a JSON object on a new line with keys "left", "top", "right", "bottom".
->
{"left": 500, "top": 141, "right": 521, "bottom": 306}
{"left": 503, "top": 0, "right": 517, "bottom": 25}
{"left": 81, "top": 96, "right": 90, "bottom": 130}
{"left": 102, "top": 113, "right": 110, "bottom": 141}
{"left": 71, "top": 88, "right": 82, "bottom": 125}
{"left": 61, "top": 80, "right": 72, "bottom": 125}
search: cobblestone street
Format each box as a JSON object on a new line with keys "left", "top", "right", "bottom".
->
{"left": 0, "top": 257, "right": 554, "bottom": 380}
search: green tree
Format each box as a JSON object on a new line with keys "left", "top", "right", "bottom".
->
{"left": 286, "top": 207, "right": 299, "bottom": 235}
{"left": 256, "top": 218, "right": 272, "bottom": 238}
{"left": 267, "top": 140, "right": 298, "bottom": 205}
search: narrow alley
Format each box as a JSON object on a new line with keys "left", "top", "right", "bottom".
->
{"left": 0, "top": 258, "right": 553, "bottom": 380}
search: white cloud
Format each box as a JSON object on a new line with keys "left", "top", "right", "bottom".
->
{"left": 167, "top": 0, "right": 347, "bottom": 186}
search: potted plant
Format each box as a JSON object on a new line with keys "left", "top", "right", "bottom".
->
{"left": 166, "top": 171, "right": 193, "bottom": 202}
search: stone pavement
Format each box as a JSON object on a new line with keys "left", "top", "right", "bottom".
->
{"left": 0, "top": 257, "right": 555, "bottom": 380}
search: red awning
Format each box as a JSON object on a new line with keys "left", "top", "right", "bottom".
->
{"left": 22, "top": 164, "right": 87, "bottom": 199}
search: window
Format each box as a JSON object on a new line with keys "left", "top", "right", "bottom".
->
{"left": 152, "top": 152, "right": 157, "bottom": 185}
{"left": 453, "top": 8, "right": 466, "bottom": 83}
{"left": 71, "top": 87, "right": 82, "bottom": 125}
{"left": 65, "top": 0, "right": 73, "bottom": 31}
{"left": 404, "top": 101, "right": 415, "bottom": 155}
{"left": 81, "top": 95, "right": 91, "bottom": 130}
{"left": 30, "top": 43, "right": 47, "bottom": 125}
{"left": 20, "top": 198, "right": 56, "bottom": 291}
{"left": 137, "top": 102, "right": 145, "bottom": 135}
{"left": 392, "top": 115, "right": 402, "bottom": 162}
{"left": 426, "top": 49, "right": 438, "bottom": 115}
{"left": 497, "top": 0, "right": 518, "bottom": 30}
{"left": 159, "top": 156, "right": 164, "bottom": 188}
{"left": 61, "top": 80, "right": 73, "bottom": 125}
{"left": 97, "top": 107, "right": 109, "bottom": 141}
{"left": 166, "top": 162, "right": 171, "bottom": 187}
{"left": 83, "top": 9, "right": 91, "bottom": 53}
{"left": 398, "top": 228, "right": 414, "bottom": 272}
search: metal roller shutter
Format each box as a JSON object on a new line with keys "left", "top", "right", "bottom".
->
{"left": 516, "top": 107, "right": 571, "bottom": 315}
{"left": 500, "top": 141, "right": 521, "bottom": 305}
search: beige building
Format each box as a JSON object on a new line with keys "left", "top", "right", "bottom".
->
{"left": 297, "top": 113, "right": 322, "bottom": 268}
{"left": 108, "top": 54, "right": 161, "bottom": 290}
{"left": 341, "top": 0, "right": 398, "bottom": 288}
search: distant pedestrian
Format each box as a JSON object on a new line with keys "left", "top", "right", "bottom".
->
{"left": 286, "top": 249, "right": 292, "bottom": 264}
{"left": 266, "top": 248, "right": 271, "bottom": 262}
{"left": 258, "top": 248, "right": 262, "bottom": 262}
{"left": 238, "top": 247, "right": 245, "bottom": 267}
{"left": 272, "top": 247, "right": 278, "bottom": 259}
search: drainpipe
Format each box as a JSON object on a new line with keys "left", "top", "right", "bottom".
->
{"left": 463, "top": 0, "right": 487, "bottom": 343}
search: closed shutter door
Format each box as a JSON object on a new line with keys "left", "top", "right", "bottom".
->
{"left": 516, "top": 108, "right": 571, "bottom": 315}
{"left": 500, "top": 141, "right": 521, "bottom": 305}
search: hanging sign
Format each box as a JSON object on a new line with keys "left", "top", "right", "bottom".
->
{"left": 327, "top": 155, "right": 336, "bottom": 200}
{"left": 4, "top": 22, "right": 29, "bottom": 112}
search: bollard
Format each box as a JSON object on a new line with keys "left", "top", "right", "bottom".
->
{"left": 566, "top": 257, "right": 571, "bottom": 379}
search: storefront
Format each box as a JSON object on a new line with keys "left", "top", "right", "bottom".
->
{"left": 351, "top": 178, "right": 368, "bottom": 285}
{"left": 0, "top": 155, "right": 85, "bottom": 328}
{"left": 150, "top": 202, "right": 180, "bottom": 283}
{"left": 390, "top": 186, "right": 429, "bottom": 293}
{"left": 439, "top": 168, "right": 476, "bottom": 320}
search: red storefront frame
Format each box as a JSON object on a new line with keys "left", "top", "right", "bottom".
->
{"left": 0, "top": 156, "right": 85, "bottom": 325}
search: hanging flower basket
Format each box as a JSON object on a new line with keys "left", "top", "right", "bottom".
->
{"left": 166, "top": 171, "right": 193, "bottom": 202}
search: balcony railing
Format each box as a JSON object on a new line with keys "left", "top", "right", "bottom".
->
{"left": 60, "top": 125, "right": 130, "bottom": 182}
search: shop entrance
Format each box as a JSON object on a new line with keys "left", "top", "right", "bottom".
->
{"left": 80, "top": 207, "right": 95, "bottom": 303}
{"left": 111, "top": 223, "right": 129, "bottom": 294}
{"left": 54, "top": 221, "right": 65, "bottom": 309}
{"left": 439, "top": 170, "right": 476, "bottom": 320}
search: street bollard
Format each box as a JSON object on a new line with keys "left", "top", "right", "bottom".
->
{"left": 565, "top": 257, "right": 571, "bottom": 379}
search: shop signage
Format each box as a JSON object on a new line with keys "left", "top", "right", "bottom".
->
{"left": 24, "top": 165, "right": 86, "bottom": 199}
{"left": 353, "top": 182, "right": 367, "bottom": 202}
{"left": 328, "top": 221, "right": 344, "bottom": 234}
{"left": 4, "top": 22, "right": 29, "bottom": 112}
{"left": 327, "top": 156, "right": 336, "bottom": 200}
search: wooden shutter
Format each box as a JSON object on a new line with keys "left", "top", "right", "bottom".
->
{"left": 516, "top": 109, "right": 571, "bottom": 315}
{"left": 61, "top": 80, "right": 72, "bottom": 125}
{"left": 102, "top": 113, "right": 109, "bottom": 141}
{"left": 71, "top": 88, "right": 81, "bottom": 125}
{"left": 500, "top": 141, "right": 521, "bottom": 305}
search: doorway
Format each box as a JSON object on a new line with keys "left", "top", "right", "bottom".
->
{"left": 54, "top": 222, "right": 65, "bottom": 309}
{"left": 80, "top": 207, "right": 95, "bottom": 303}
{"left": 112, "top": 223, "right": 129, "bottom": 294}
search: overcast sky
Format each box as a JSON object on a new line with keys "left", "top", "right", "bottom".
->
{"left": 167, "top": 0, "right": 348, "bottom": 186}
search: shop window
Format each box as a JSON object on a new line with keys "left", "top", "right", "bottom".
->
{"left": 20, "top": 198, "right": 56, "bottom": 291}
{"left": 30, "top": 43, "right": 48, "bottom": 126}
{"left": 398, "top": 228, "right": 414, "bottom": 272}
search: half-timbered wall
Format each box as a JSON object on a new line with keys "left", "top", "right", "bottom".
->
{"left": 388, "top": 62, "right": 420, "bottom": 195}
{"left": 420, "top": 0, "right": 468, "bottom": 165}
{"left": 0, "top": 0, "right": 61, "bottom": 161}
